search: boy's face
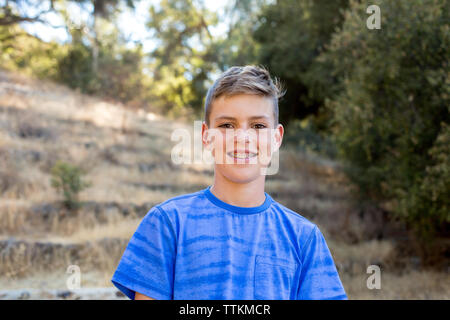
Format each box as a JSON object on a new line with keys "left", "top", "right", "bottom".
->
{"left": 202, "top": 94, "right": 284, "bottom": 184}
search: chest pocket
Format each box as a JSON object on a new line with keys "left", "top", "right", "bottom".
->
{"left": 254, "top": 255, "right": 299, "bottom": 300}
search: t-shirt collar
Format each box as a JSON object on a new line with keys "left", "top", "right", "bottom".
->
{"left": 204, "top": 185, "right": 272, "bottom": 214}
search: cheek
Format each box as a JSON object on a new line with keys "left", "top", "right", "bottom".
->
{"left": 257, "top": 130, "right": 276, "bottom": 166}
{"left": 257, "top": 130, "right": 273, "bottom": 149}
{"left": 210, "top": 134, "right": 228, "bottom": 163}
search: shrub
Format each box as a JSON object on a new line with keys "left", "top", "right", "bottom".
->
{"left": 50, "top": 161, "right": 91, "bottom": 210}
{"left": 318, "top": 0, "right": 449, "bottom": 245}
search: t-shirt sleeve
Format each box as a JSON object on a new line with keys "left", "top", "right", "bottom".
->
{"left": 111, "top": 206, "right": 176, "bottom": 300}
{"left": 297, "top": 225, "right": 348, "bottom": 300}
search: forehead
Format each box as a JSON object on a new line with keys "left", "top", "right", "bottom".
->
{"left": 210, "top": 94, "right": 275, "bottom": 123}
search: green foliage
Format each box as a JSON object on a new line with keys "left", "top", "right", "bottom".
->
{"left": 57, "top": 41, "right": 96, "bottom": 92}
{"left": 56, "top": 37, "right": 149, "bottom": 104}
{"left": 145, "top": 0, "right": 218, "bottom": 118}
{"left": 284, "top": 118, "right": 337, "bottom": 159}
{"left": 0, "top": 1, "right": 153, "bottom": 111}
{"left": 401, "top": 121, "right": 450, "bottom": 240}
{"left": 50, "top": 161, "right": 91, "bottom": 210}
{"left": 0, "top": 25, "right": 66, "bottom": 79}
{"left": 144, "top": 0, "right": 268, "bottom": 119}
{"left": 253, "top": 0, "right": 349, "bottom": 127}
{"left": 319, "top": 0, "right": 449, "bottom": 241}
{"left": 211, "top": 0, "right": 266, "bottom": 70}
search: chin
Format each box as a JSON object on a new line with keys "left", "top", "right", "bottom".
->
{"left": 216, "top": 164, "right": 264, "bottom": 184}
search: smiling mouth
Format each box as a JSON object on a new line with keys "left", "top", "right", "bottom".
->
{"left": 226, "top": 152, "right": 258, "bottom": 159}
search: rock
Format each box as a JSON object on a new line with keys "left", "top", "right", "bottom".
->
{"left": 18, "top": 291, "right": 30, "bottom": 300}
{"left": 57, "top": 290, "right": 73, "bottom": 299}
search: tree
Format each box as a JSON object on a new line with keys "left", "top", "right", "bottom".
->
{"left": 319, "top": 0, "right": 449, "bottom": 245}
{"left": 210, "top": 0, "right": 268, "bottom": 71}
{"left": 62, "top": 0, "right": 139, "bottom": 73}
{"left": 0, "top": 0, "right": 56, "bottom": 26}
{"left": 145, "top": 0, "right": 217, "bottom": 118}
{"left": 253, "top": 0, "right": 349, "bottom": 128}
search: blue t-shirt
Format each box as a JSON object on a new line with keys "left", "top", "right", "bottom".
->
{"left": 111, "top": 185, "right": 347, "bottom": 300}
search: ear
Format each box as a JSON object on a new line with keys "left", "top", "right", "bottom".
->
{"left": 272, "top": 124, "right": 284, "bottom": 152}
{"left": 202, "top": 122, "right": 212, "bottom": 150}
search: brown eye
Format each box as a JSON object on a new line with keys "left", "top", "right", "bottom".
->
{"left": 253, "top": 123, "right": 267, "bottom": 129}
{"left": 219, "top": 123, "right": 234, "bottom": 129}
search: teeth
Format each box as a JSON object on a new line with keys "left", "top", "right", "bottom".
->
{"left": 228, "top": 152, "right": 257, "bottom": 159}
{"left": 234, "top": 153, "right": 248, "bottom": 159}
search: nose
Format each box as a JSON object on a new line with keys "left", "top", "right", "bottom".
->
{"left": 234, "top": 128, "right": 250, "bottom": 142}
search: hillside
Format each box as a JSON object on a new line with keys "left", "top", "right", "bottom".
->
{"left": 0, "top": 70, "right": 448, "bottom": 299}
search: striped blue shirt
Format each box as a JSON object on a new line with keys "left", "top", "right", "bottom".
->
{"left": 111, "top": 185, "right": 347, "bottom": 300}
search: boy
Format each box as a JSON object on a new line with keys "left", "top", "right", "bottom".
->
{"left": 111, "top": 65, "right": 347, "bottom": 300}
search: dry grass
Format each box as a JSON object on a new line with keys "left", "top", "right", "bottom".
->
{"left": 1, "top": 216, "right": 142, "bottom": 245}
{"left": 342, "top": 269, "right": 450, "bottom": 300}
{"left": 0, "top": 270, "right": 112, "bottom": 290}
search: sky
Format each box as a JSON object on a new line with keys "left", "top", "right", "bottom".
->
{"left": 20, "top": 0, "right": 229, "bottom": 53}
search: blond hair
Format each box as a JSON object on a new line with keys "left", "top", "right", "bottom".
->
{"left": 204, "top": 65, "right": 285, "bottom": 127}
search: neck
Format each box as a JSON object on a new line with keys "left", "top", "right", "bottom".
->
{"left": 210, "top": 173, "right": 266, "bottom": 207}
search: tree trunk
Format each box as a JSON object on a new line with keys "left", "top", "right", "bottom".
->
{"left": 92, "top": 12, "right": 99, "bottom": 75}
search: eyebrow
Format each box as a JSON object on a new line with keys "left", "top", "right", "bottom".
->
{"left": 214, "top": 115, "right": 271, "bottom": 121}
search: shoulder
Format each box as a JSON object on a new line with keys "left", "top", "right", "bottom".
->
{"left": 267, "top": 199, "right": 335, "bottom": 263}
{"left": 139, "top": 189, "right": 208, "bottom": 239}
{"left": 156, "top": 188, "right": 207, "bottom": 213}
{"left": 270, "top": 199, "right": 317, "bottom": 230}
{"left": 269, "top": 199, "right": 321, "bottom": 246}
{"left": 146, "top": 188, "right": 208, "bottom": 224}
